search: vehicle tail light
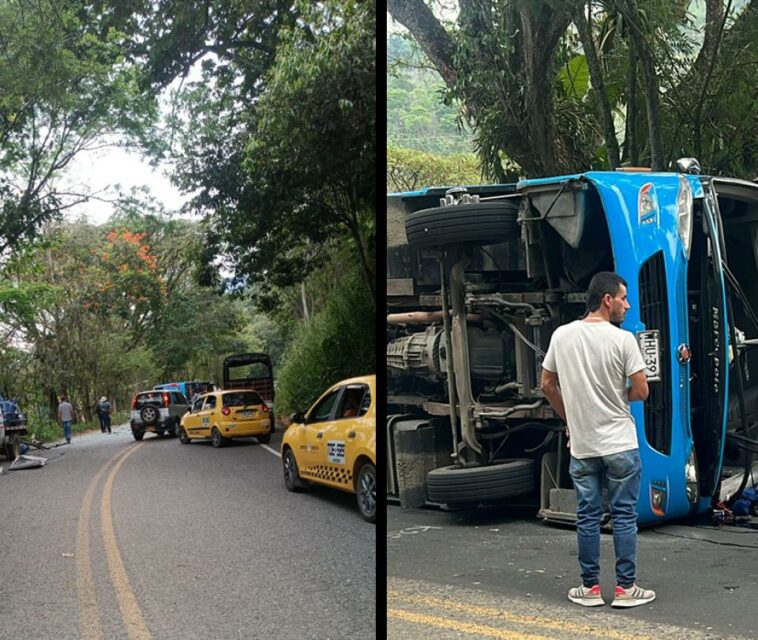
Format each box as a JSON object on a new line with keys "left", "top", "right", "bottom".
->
{"left": 163, "top": 392, "right": 170, "bottom": 407}
{"left": 261, "top": 404, "right": 269, "bottom": 413}
{"left": 131, "top": 396, "right": 137, "bottom": 410}
{"left": 222, "top": 407, "right": 231, "bottom": 416}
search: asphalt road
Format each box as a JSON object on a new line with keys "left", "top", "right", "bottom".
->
{"left": 0, "top": 424, "right": 375, "bottom": 639}
{"left": 388, "top": 502, "right": 758, "bottom": 640}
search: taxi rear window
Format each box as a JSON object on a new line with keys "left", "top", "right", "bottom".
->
{"left": 223, "top": 391, "right": 264, "bottom": 407}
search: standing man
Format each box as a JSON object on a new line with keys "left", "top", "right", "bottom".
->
{"left": 540, "top": 271, "right": 655, "bottom": 609}
{"left": 97, "top": 396, "right": 112, "bottom": 434}
{"left": 57, "top": 396, "right": 76, "bottom": 445}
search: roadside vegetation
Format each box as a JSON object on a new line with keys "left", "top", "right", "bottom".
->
{"left": 0, "top": 0, "right": 375, "bottom": 440}
{"left": 388, "top": 1, "right": 757, "bottom": 180}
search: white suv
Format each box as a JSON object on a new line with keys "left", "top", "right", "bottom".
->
{"left": 130, "top": 390, "right": 189, "bottom": 440}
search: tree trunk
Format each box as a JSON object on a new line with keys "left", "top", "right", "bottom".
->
{"left": 575, "top": 4, "right": 620, "bottom": 168}
{"left": 622, "top": 0, "right": 664, "bottom": 170}
{"left": 387, "top": 0, "right": 457, "bottom": 87}
{"left": 521, "top": 13, "right": 558, "bottom": 175}
{"left": 346, "top": 214, "right": 376, "bottom": 307}
{"left": 693, "top": 0, "right": 730, "bottom": 160}
{"left": 300, "top": 282, "right": 310, "bottom": 322}
{"left": 625, "top": 45, "right": 640, "bottom": 165}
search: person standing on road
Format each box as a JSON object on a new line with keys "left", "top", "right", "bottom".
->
{"left": 96, "top": 396, "right": 112, "bottom": 434}
{"left": 540, "top": 271, "right": 655, "bottom": 609}
{"left": 57, "top": 396, "right": 76, "bottom": 445}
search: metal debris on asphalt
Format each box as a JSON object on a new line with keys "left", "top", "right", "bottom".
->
{"left": 8, "top": 454, "right": 47, "bottom": 470}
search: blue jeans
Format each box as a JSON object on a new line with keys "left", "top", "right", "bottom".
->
{"left": 62, "top": 420, "right": 72, "bottom": 443}
{"left": 569, "top": 449, "right": 641, "bottom": 588}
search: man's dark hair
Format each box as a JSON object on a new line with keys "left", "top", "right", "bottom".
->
{"left": 586, "top": 271, "right": 627, "bottom": 311}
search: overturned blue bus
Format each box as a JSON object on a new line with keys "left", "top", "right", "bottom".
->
{"left": 386, "top": 161, "right": 758, "bottom": 525}
{"left": 153, "top": 380, "right": 214, "bottom": 402}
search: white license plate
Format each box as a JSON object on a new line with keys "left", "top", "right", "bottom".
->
{"left": 637, "top": 330, "right": 661, "bottom": 382}
{"left": 240, "top": 410, "right": 253, "bottom": 418}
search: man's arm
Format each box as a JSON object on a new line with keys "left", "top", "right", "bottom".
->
{"left": 540, "top": 369, "right": 567, "bottom": 422}
{"left": 628, "top": 370, "right": 649, "bottom": 402}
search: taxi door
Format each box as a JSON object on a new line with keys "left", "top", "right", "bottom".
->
{"left": 198, "top": 395, "right": 218, "bottom": 437}
{"left": 299, "top": 387, "right": 342, "bottom": 482}
{"left": 183, "top": 395, "right": 210, "bottom": 439}
{"left": 320, "top": 384, "right": 371, "bottom": 491}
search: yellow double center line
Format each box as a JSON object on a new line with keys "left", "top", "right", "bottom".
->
{"left": 77, "top": 443, "right": 152, "bottom": 640}
{"left": 388, "top": 590, "right": 656, "bottom": 640}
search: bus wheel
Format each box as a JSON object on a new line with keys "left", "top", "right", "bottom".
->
{"left": 427, "top": 459, "right": 536, "bottom": 504}
{"left": 405, "top": 202, "right": 520, "bottom": 248}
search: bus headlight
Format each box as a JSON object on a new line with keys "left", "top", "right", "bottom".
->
{"left": 677, "top": 175, "right": 693, "bottom": 258}
{"left": 685, "top": 448, "right": 699, "bottom": 504}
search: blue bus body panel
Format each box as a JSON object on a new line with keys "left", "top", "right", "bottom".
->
{"left": 520, "top": 172, "right": 722, "bottom": 523}
{"left": 588, "top": 173, "right": 692, "bottom": 522}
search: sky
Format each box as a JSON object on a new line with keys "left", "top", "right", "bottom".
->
{"left": 61, "top": 65, "right": 205, "bottom": 226}
{"left": 62, "top": 145, "right": 187, "bottom": 225}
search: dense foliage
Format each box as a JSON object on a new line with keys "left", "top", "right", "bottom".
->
{"left": 0, "top": 0, "right": 156, "bottom": 254}
{"left": 275, "top": 260, "right": 376, "bottom": 415}
{"left": 387, "top": 34, "right": 473, "bottom": 155}
{"left": 164, "top": 0, "right": 376, "bottom": 306}
{"left": 387, "top": 146, "right": 485, "bottom": 192}
{"left": 388, "top": 0, "right": 758, "bottom": 179}
{"left": 0, "top": 215, "right": 257, "bottom": 421}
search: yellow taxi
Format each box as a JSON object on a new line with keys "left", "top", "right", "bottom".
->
{"left": 178, "top": 389, "right": 273, "bottom": 447}
{"left": 281, "top": 375, "right": 376, "bottom": 522}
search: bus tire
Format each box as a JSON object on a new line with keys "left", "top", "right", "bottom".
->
{"left": 426, "top": 459, "right": 536, "bottom": 504}
{"left": 405, "top": 202, "right": 520, "bottom": 249}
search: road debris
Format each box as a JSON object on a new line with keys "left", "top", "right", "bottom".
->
{"left": 8, "top": 454, "right": 47, "bottom": 470}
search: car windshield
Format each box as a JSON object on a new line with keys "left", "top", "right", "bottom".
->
{"left": 223, "top": 391, "right": 264, "bottom": 408}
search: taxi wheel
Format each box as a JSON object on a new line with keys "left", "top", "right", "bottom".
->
{"left": 257, "top": 433, "right": 271, "bottom": 444}
{"left": 283, "top": 448, "right": 306, "bottom": 491}
{"left": 178, "top": 427, "right": 190, "bottom": 444}
{"left": 356, "top": 463, "right": 376, "bottom": 523}
{"left": 211, "top": 427, "right": 226, "bottom": 448}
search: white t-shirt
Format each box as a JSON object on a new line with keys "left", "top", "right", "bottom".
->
{"left": 541, "top": 320, "right": 647, "bottom": 459}
{"left": 58, "top": 401, "right": 74, "bottom": 422}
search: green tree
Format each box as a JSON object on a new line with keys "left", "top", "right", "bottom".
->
{"left": 387, "top": 33, "right": 473, "bottom": 155}
{"left": 388, "top": 146, "right": 498, "bottom": 192}
{"left": 0, "top": 0, "right": 156, "bottom": 253}
{"left": 234, "top": 0, "right": 376, "bottom": 305}
{"left": 0, "top": 215, "right": 250, "bottom": 420}
{"left": 387, "top": 0, "right": 758, "bottom": 178}
{"left": 275, "top": 263, "right": 375, "bottom": 415}
{"left": 164, "top": 0, "right": 375, "bottom": 308}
